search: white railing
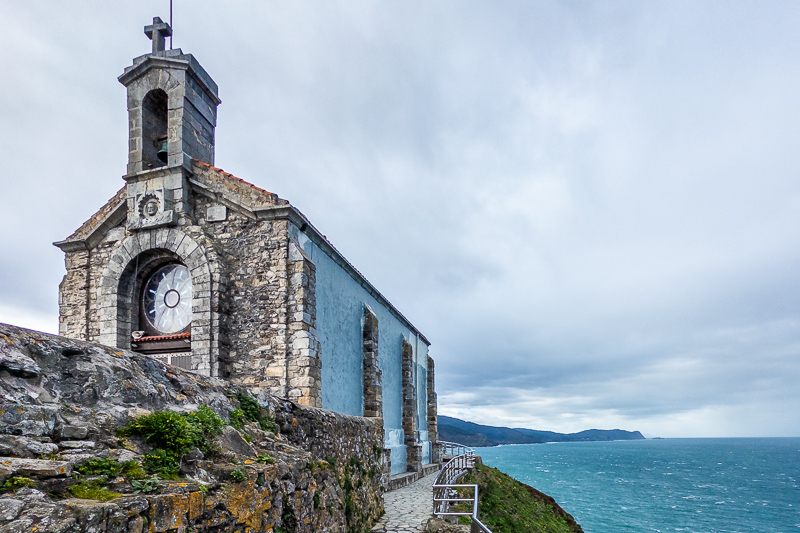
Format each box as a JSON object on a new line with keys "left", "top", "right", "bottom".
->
{"left": 440, "top": 440, "right": 474, "bottom": 459}
{"left": 432, "top": 442, "right": 493, "bottom": 533}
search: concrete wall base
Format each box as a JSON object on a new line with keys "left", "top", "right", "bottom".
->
{"left": 386, "top": 462, "right": 442, "bottom": 492}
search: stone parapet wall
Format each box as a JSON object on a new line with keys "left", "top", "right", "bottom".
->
{"left": 0, "top": 323, "right": 384, "bottom": 533}
{"left": 267, "top": 393, "right": 387, "bottom": 527}
{"left": 269, "top": 394, "right": 384, "bottom": 466}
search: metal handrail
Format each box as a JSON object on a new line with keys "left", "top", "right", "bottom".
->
{"left": 432, "top": 442, "right": 493, "bottom": 533}
{"left": 439, "top": 440, "right": 474, "bottom": 458}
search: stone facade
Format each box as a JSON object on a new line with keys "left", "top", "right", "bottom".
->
{"left": 402, "top": 341, "right": 423, "bottom": 473}
{"left": 53, "top": 17, "right": 438, "bottom": 476}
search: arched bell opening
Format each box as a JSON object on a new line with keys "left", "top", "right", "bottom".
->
{"left": 141, "top": 89, "right": 169, "bottom": 169}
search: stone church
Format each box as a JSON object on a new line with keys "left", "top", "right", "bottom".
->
{"left": 54, "top": 17, "right": 438, "bottom": 475}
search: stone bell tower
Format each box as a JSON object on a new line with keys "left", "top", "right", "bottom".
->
{"left": 118, "top": 16, "right": 221, "bottom": 231}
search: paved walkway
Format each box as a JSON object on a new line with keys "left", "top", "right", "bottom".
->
{"left": 371, "top": 471, "right": 440, "bottom": 532}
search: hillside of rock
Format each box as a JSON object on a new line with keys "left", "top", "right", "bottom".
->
{"left": 0, "top": 323, "right": 385, "bottom": 532}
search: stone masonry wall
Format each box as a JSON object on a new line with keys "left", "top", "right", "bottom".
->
{"left": 268, "top": 394, "right": 388, "bottom": 525}
{"left": 58, "top": 248, "right": 91, "bottom": 340}
{"left": 0, "top": 323, "right": 384, "bottom": 533}
{"left": 57, "top": 162, "right": 325, "bottom": 402}
{"left": 362, "top": 306, "right": 383, "bottom": 418}
{"left": 208, "top": 214, "right": 290, "bottom": 388}
{"left": 286, "top": 240, "right": 322, "bottom": 407}
{"left": 427, "top": 355, "right": 441, "bottom": 464}
{"left": 58, "top": 186, "right": 127, "bottom": 340}
{"left": 402, "top": 340, "right": 422, "bottom": 473}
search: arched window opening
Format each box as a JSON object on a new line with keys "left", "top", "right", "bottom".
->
{"left": 130, "top": 260, "right": 192, "bottom": 368}
{"left": 142, "top": 89, "right": 168, "bottom": 169}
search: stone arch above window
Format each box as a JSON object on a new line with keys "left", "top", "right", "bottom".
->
{"left": 97, "top": 228, "right": 214, "bottom": 376}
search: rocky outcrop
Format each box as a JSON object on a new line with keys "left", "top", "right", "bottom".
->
{"left": 0, "top": 323, "right": 385, "bottom": 532}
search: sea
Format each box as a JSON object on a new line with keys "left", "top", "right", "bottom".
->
{"left": 474, "top": 438, "right": 800, "bottom": 533}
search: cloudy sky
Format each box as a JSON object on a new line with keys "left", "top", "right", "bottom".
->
{"left": 2, "top": 1, "right": 799, "bottom": 438}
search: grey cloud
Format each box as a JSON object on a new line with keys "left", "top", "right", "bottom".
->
{"left": 2, "top": 1, "right": 800, "bottom": 436}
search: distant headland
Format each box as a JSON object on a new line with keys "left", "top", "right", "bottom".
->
{"left": 439, "top": 415, "right": 646, "bottom": 447}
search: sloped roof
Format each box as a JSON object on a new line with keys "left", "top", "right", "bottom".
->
{"left": 190, "top": 160, "right": 289, "bottom": 210}
{"left": 65, "top": 186, "right": 127, "bottom": 242}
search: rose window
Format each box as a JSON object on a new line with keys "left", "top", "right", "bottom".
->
{"left": 142, "top": 264, "right": 192, "bottom": 334}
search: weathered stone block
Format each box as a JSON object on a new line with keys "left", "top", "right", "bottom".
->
{"left": 0, "top": 436, "right": 58, "bottom": 458}
{"left": 0, "top": 458, "right": 71, "bottom": 478}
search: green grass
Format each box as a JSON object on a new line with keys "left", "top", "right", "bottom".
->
{"left": 0, "top": 476, "right": 35, "bottom": 493}
{"left": 68, "top": 479, "right": 121, "bottom": 501}
{"left": 229, "top": 408, "right": 247, "bottom": 430}
{"left": 74, "top": 458, "right": 147, "bottom": 480}
{"left": 460, "top": 464, "right": 579, "bottom": 533}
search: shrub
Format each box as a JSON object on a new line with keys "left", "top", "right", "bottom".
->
{"left": 235, "top": 392, "right": 276, "bottom": 432}
{"left": 118, "top": 405, "right": 226, "bottom": 465}
{"left": 142, "top": 449, "right": 180, "bottom": 479}
{"left": 236, "top": 393, "right": 262, "bottom": 423}
{"left": 229, "top": 408, "right": 246, "bottom": 430}
{"left": 75, "top": 458, "right": 147, "bottom": 480}
{"left": 131, "top": 477, "right": 160, "bottom": 494}
{"left": 230, "top": 468, "right": 246, "bottom": 482}
{"left": 256, "top": 453, "right": 275, "bottom": 464}
{"left": 184, "top": 405, "right": 224, "bottom": 456}
{"left": 118, "top": 410, "right": 195, "bottom": 458}
{"left": 120, "top": 460, "right": 148, "bottom": 480}
{"left": 0, "top": 476, "right": 35, "bottom": 493}
{"left": 75, "top": 458, "right": 119, "bottom": 477}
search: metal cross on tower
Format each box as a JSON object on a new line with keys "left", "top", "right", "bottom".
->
{"left": 144, "top": 16, "right": 173, "bottom": 54}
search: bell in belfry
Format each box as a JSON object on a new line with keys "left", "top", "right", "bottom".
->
{"left": 157, "top": 138, "right": 168, "bottom": 164}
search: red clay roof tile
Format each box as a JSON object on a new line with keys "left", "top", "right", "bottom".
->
{"left": 134, "top": 332, "right": 191, "bottom": 342}
{"left": 192, "top": 159, "right": 274, "bottom": 196}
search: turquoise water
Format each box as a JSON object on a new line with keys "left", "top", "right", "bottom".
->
{"left": 474, "top": 438, "right": 800, "bottom": 532}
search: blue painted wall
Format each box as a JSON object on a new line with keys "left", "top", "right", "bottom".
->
{"left": 310, "top": 244, "right": 365, "bottom": 417}
{"left": 291, "top": 227, "right": 431, "bottom": 475}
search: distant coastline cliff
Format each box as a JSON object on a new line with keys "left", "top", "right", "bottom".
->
{"left": 438, "top": 415, "right": 645, "bottom": 447}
